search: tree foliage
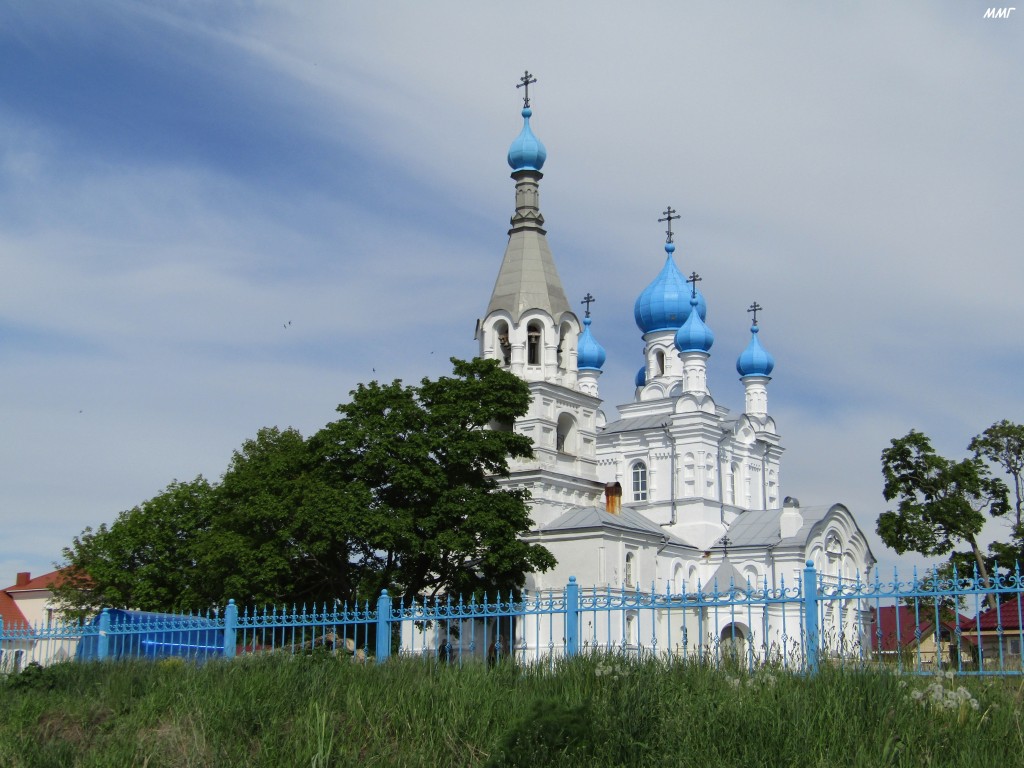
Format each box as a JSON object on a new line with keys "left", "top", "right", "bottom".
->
{"left": 309, "top": 357, "right": 553, "bottom": 602}
{"left": 56, "top": 477, "right": 215, "bottom": 615}
{"left": 877, "top": 429, "right": 1009, "bottom": 608}
{"left": 55, "top": 358, "right": 554, "bottom": 613}
{"left": 969, "top": 420, "right": 1024, "bottom": 532}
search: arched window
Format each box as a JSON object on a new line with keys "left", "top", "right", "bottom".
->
{"left": 556, "top": 413, "right": 577, "bottom": 454}
{"left": 495, "top": 321, "right": 511, "bottom": 366}
{"left": 624, "top": 552, "right": 635, "bottom": 588}
{"left": 625, "top": 611, "right": 639, "bottom": 647}
{"left": 743, "top": 566, "right": 759, "bottom": 590}
{"left": 527, "top": 322, "right": 542, "bottom": 365}
{"left": 705, "top": 454, "right": 716, "bottom": 490}
{"left": 731, "top": 462, "right": 742, "bottom": 506}
{"left": 656, "top": 349, "right": 665, "bottom": 376}
{"left": 767, "top": 470, "right": 778, "bottom": 508}
{"left": 673, "top": 564, "right": 685, "bottom": 595}
{"left": 720, "top": 624, "right": 747, "bottom": 662}
{"left": 631, "top": 461, "right": 648, "bottom": 502}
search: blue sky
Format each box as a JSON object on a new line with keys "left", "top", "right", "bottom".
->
{"left": 2, "top": 1, "right": 1022, "bottom": 584}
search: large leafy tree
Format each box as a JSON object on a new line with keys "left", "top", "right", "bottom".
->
{"left": 197, "top": 426, "right": 367, "bottom": 606}
{"left": 877, "top": 430, "right": 1009, "bottom": 608}
{"left": 56, "top": 358, "right": 553, "bottom": 613}
{"left": 309, "top": 357, "right": 555, "bottom": 603}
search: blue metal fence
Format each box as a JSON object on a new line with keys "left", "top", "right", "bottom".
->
{"left": 4, "top": 561, "right": 1024, "bottom": 675}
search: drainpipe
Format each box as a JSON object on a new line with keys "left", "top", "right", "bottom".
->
{"left": 717, "top": 429, "right": 730, "bottom": 525}
{"left": 662, "top": 423, "right": 677, "bottom": 526}
{"left": 761, "top": 441, "right": 769, "bottom": 510}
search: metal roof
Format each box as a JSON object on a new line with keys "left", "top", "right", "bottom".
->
{"left": 724, "top": 505, "right": 835, "bottom": 547}
{"left": 538, "top": 505, "right": 688, "bottom": 545}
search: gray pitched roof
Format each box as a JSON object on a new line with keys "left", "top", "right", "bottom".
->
{"left": 537, "top": 505, "right": 687, "bottom": 545}
{"left": 486, "top": 229, "right": 571, "bottom": 322}
{"left": 724, "top": 505, "right": 836, "bottom": 547}
{"left": 600, "top": 414, "right": 672, "bottom": 435}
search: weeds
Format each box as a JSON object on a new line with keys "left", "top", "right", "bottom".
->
{"left": 0, "top": 655, "right": 1021, "bottom": 767}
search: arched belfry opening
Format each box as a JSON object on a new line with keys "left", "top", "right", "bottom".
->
{"left": 527, "top": 322, "right": 543, "bottom": 366}
{"left": 495, "top": 320, "right": 511, "bottom": 366}
{"left": 556, "top": 412, "right": 577, "bottom": 454}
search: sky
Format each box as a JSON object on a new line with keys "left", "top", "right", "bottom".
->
{"left": 1, "top": 1, "right": 1021, "bottom": 585}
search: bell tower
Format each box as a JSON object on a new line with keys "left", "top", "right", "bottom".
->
{"left": 476, "top": 73, "right": 605, "bottom": 525}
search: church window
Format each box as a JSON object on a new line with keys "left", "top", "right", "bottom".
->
{"left": 731, "top": 462, "right": 741, "bottom": 506}
{"left": 720, "top": 624, "right": 746, "bottom": 662}
{"left": 825, "top": 532, "right": 842, "bottom": 557}
{"left": 527, "top": 322, "right": 542, "bottom": 365}
{"left": 556, "top": 413, "right": 576, "bottom": 454}
{"left": 767, "top": 470, "right": 778, "bottom": 507}
{"left": 625, "top": 611, "right": 638, "bottom": 647}
{"left": 673, "top": 564, "right": 684, "bottom": 595}
{"left": 705, "top": 454, "right": 716, "bottom": 489}
{"left": 624, "top": 552, "right": 635, "bottom": 587}
{"left": 743, "top": 566, "right": 759, "bottom": 589}
{"left": 631, "top": 461, "right": 648, "bottom": 501}
{"left": 656, "top": 349, "right": 665, "bottom": 376}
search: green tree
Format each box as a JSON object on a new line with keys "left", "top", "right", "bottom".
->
{"left": 877, "top": 430, "right": 1009, "bottom": 609}
{"left": 56, "top": 358, "right": 554, "bottom": 612}
{"left": 54, "top": 477, "right": 214, "bottom": 615}
{"left": 310, "top": 357, "right": 555, "bottom": 604}
{"left": 198, "top": 426, "right": 366, "bottom": 606}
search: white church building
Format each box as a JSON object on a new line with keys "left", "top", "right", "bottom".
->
{"left": 469, "top": 76, "right": 875, "bottom": 659}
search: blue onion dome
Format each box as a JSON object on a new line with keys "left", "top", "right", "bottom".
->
{"left": 507, "top": 107, "right": 547, "bottom": 171}
{"left": 634, "top": 242, "right": 707, "bottom": 333}
{"left": 635, "top": 365, "right": 647, "bottom": 387}
{"left": 737, "top": 324, "right": 775, "bottom": 377}
{"left": 577, "top": 317, "right": 607, "bottom": 370}
{"left": 675, "top": 296, "right": 715, "bottom": 352}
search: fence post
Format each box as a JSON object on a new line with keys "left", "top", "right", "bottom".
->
{"left": 223, "top": 599, "right": 237, "bottom": 659}
{"left": 803, "top": 560, "right": 819, "bottom": 674}
{"left": 566, "top": 576, "right": 579, "bottom": 657}
{"left": 97, "top": 608, "right": 110, "bottom": 661}
{"left": 375, "top": 589, "right": 392, "bottom": 664}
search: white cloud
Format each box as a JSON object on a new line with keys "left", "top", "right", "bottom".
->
{"left": 2, "top": 2, "right": 1021, "bottom": 583}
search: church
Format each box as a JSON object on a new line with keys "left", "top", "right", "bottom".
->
{"left": 473, "top": 75, "right": 875, "bottom": 653}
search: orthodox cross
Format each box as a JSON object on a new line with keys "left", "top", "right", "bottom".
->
{"left": 747, "top": 301, "right": 763, "bottom": 326}
{"left": 720, "top": 534, "right": 732, "bottom": 558}
{"left": 658, "top": 206, "right": 680, "bottom": 244}
{"left": 517, "top": 71, "right": 537, "bottom": 107}
{"left": 687, "top": 271, "right": 702, "bottom": 299}
{"left": 581, "top": 292, "right": 595, "bottom": 318}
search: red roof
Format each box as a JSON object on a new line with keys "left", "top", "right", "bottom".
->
{"left": 0, "top": 590, "right": 27, "bottom": 626}
{"left": 965, "top": 598, "right": 1024, "bottom": 631}
{"left": 3, "top": 569, "right": 67, "bottom": 593}
{"left": 1, "top": 569, "right": 69, "bottom": 628}
{"left": 869, "top": 605, "right": 972, "bottom": 651}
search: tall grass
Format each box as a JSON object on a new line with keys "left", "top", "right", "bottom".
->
{"left": 2, "top": 653, "right": 1023, "bottom": 767}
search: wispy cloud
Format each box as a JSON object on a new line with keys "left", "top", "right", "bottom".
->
{"left": 1, "top": 2, "right": 1021, "bottom": 579}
